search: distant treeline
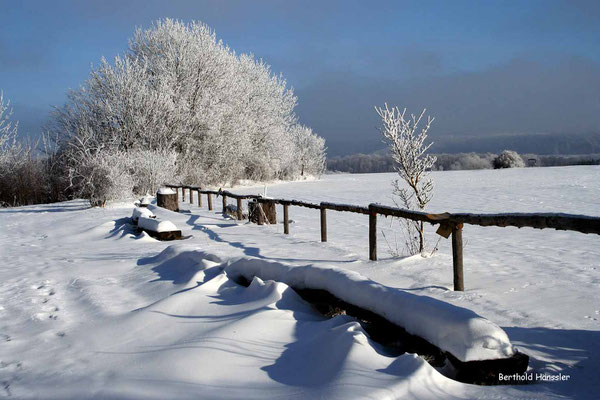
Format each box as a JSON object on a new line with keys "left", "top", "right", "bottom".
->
{"left": 327, "top": 152, "right": 600, "bottom": 173}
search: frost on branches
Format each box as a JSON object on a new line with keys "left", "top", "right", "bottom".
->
{"left": 0, "top": 92, "right": 19, "bottom": 167}
{"left": 375, "top": 104, "right": 436, "bottom": 255}
{"left": 50, "top": 19, "right": 326, "bottom": 205}
{"left": 0, "top": 92, "right": 52, "bottom": 206}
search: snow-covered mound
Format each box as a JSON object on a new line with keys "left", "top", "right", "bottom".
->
{"left": 131, "top": 206, "right": 154, "bottom": 222}
{"left": 137, "top": 215, "right": 178, "bottom": 233}
{"left": 225, "top": 257, "right": 515, "bottom": 362}
{"left": 139, "top": 195, "right": 154, "bottom": 206}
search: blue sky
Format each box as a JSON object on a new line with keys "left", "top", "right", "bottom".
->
{"left": 1, "top": 0, "right": 599, "bottom": 155}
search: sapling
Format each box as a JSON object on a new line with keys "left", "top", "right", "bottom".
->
{"left": 375, "top": 104, "right": 437, "bottom": 255}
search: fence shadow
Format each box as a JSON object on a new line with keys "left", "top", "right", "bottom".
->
{"left": 185, "top": 213, "right": 358, "bottom": 264}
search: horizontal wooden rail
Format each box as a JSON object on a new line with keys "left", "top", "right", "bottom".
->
{"left": 369, "top": 204, "right": 451, "bottom": 224}
{"left": 219, "top": 190, "right": 262, "bottom": 200}
{"left": 369, "top": 204, "right": 600, "bottom": 235}
{"left": 256, "top": 197, "right": 321, "bottom": 210}
{"left": 449, "top": 212, "right": 600, "bottom": 235}
{"left": 321, "top": 202, "right": 370, "bottom": 215}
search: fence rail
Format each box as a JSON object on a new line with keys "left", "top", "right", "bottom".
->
{"left": 163, "top": 184, "right": 600, "bottom": 291}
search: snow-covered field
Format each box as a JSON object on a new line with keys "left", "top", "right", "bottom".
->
{"left": 1, "top": 166, "right": 599, "bottom": 399}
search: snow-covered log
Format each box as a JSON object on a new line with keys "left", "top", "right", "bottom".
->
{"left": 224, "top": 258, "right": 520, "bottom": 364}
{"left": 131, "top": 207, "right": 154, "bottom": 223}
{"left": 137, "top": 216, "right": 181, "bottom": 240}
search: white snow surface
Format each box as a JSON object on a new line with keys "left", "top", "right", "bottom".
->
{"left": 139, "top": 195, "right": 154, "bottom": 206}
{"left": 137, "top": 215, "right": 178, "bottom": 232}
{"left": 157, "top": 187, "right": 176, "bottom": 195}
{"left": 1, "top": 166, "right": 599, "bottom": 399}
{"left": 131, "top": 206, "right": 154, "bottom": 222}
{"left": 225, "top": 257, "right": 514, "bottom": 362}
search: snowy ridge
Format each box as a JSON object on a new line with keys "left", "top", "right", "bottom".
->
{"left": 225, "top": 257, "right": 515, "bottom": 362}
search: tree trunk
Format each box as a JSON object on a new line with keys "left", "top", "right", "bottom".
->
{"left": 419, "top": 221, "right": 424, "bottom": 253}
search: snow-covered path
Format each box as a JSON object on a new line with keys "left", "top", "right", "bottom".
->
{"left": 1, "top": 166, "right": 599, "bottom": 398}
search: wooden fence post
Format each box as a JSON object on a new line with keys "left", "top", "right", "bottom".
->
{"left": 197, "top": 190, "right": 202, "bottom": 207}
{"left": 207, "top": 193, "right": 213, "bottom": 211}
{"left": 222, "top": 195, "right": 227, "bottom": 214}
{"left": 320, "top": 205, "right": 327, "bottom": 242}
{"left": 452, "top": 224, "right": 464, "bottom": 291}
{"left": 369, "top": 205, "right": 377, "bottom": 261}
{"left": 257, "top": 203, "right": 264, "bottom": 225}
{"left": 237, "top": 198, "right": 243, "bottom": 220}
{"left": 283, "top": 204, "right": 289, "bottom": 234}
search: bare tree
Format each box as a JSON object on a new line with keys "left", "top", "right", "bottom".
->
{"left": 375, "top": 104, "right": 436, "bottom": 254}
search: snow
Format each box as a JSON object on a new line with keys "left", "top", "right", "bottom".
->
{"left": 131, "top": 206, "right": 154, "bottom": 222}
{"left": 1, "top": 166, "right": 599, "bottom": 399}
{"left": 225, "top": 257, "right": 514, "bottom": 362}
{"left": 137, "top": 215, "right": 178, "bottom": 233}
{"left": 157, "top": 187, "right": 176, "bottom": 195}
{"left": 139, "top": 195, "right": 154, "bottom": 206}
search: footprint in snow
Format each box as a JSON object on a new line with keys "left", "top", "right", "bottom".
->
{"left": 0, "top": 361, "right": 22, "bottom": 370}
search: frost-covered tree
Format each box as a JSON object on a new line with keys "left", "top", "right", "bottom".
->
{"left": 132, "top": 149, "right": 178, "bottom": 195}
{"left": 493, "top": 150, "right": 525, "bottom": 169}
{"left": 375, "top": 104, "right": 436, "bottom": 255}
{"left": 50, "top": 19, "right": 325, "bottom": 204}
{"left": 0, "top": 92, "right": 18, "bottom": 158}
{"left": 0, "top": 92, "right": 55, "bottom": 206}
{"left": 289, "top": 125, "right": 326, "bottom": 177}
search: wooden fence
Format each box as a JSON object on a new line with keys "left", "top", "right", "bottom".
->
{"left": 165, "top": 184, "right": 600, "bottom": 291}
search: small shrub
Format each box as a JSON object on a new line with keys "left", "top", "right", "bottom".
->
{"left": 493, "top": 150, "right": 525, "bottom": 169}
